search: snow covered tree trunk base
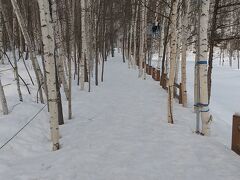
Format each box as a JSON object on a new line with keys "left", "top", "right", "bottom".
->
{"left": 0, "top": 78, "right": 8, "bottom": 115}
{"left": 201, "top": 112, "right": 212, "bottom": 136}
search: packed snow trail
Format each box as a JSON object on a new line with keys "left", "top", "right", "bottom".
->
{"left": 0, "top": 53, "right": 240, "bottom": 180}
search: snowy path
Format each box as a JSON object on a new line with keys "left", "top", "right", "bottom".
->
{"left": 1, "top": 53, "right": 240, "bottom": 180}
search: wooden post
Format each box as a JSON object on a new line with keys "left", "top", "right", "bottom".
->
{"left": 156, "top": 69, "right": 160, "bottom": 81}
{"left": 152, "top": 67, "right": 156, "bottom": 80}
{"left": 148, "top": 66, "right": 152, "bottom": 75}
{"left": 232, "top": 115, "right": 240, "bottom": 155}
{"left": 146, "top": 64, "right": 149, "bottom": 74}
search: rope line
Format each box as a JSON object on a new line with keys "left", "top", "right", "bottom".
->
{"left": 0, "top": 104, "right": 47, "bottom": 151}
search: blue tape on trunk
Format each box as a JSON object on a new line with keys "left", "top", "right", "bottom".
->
{"left": 196, "top": 61, "right": 208, "bottom": 65}
{"left": 194, "top": 103, "right": 209, "bottom": 107}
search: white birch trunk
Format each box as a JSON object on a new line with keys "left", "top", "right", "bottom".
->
{"left": 0, "top": 14, "right": 3, "bottom": 64}
{"left": 133, "top": 1, "right": 139, "bottom": 70}
{"left": 80, "top": 0, "right": 87, "bottom": 90}
{"left": 85, "top": 0, "right": 90, "bottom": 84}
{"left": 165, "top": 40, "right": 170, "bottom": 74}
{"left": 157, "top": 20, "right": 164, "bottom": 69}
{"left": 38, "top": 0, "right": 60, "bottom": 150}
{"left": 59, "top": 50, "right": 70, "bottom": 100}
{"left": 181, "top": 0, "right": 189, "bottom": 107}
{"left": 0, "top": 77, "right": 8, "bottom": 115}
{"left": 198, "top": 0, "right": 211, "bottom": 135}
{"left": 128, "top": 21, "right": 133, "bottom": 69}
{"left": 143, "top": 0, "right": 148, "bottom": 80}
{"left": 174, "top": 20, "right": 181, "bottom": 95}
{"left": 155, "top": 1, "right": 162, "bottom": 69}
{"left": 167, "top": 0, "right": 178, "bottom": 123}
{"left": 51, "top": 0, "right": 69, "bottom": 101}
{"left": 12, "top": 16, "right": 23, "bottom": 102}
{"left": 127, "top": 29, "right": 131, "bottom": 69}
{"left": 138, "top": 0, "right": 145, "bottom": 78}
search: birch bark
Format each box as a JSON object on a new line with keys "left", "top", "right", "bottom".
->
{"left": 38, "top": 0, "right": 60, "bottom": 150}
{"left": 143, "top": 0, "right": 148, "bottom": 80}
{"left": 167, "top": 0, "right": 178, "bottom": 123}
{"left": 51, "top": 0, "right": 69, "bottom": 101}
{"left": 80, "top": 0, "right": 87, "bottom": 90}
{"left": 128, "top": 15, "right": 133, "bottom": 69}
{"left": 0, "top": 14, "right": 3, "bottom": 64}
{"left": 133, "top": 1, "right": 139, "bottom": 69}
{"left": 181, "top": 0, "right": 189, "bottom": 107}
{"left": 198, "top": 0, "right": 211, "bottom": 135}
{"left": 0, "top": 77, "right": 8, "bottom": 115}
{"left": 12, "top": 16, "right": 23, "bottom": 102}
{"left": 138, "top": 0, "right": 145, "bottom": 78}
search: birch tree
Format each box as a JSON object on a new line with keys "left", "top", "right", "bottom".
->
{"left": 0, "top": 14, "right": 3, "bottom": 64}
{"left": 133, "top": 0, "right": 139, "bottom": 69}
{"left": 38, "top": 0, "right": 60, "bottom": 150}
{"left": 51, "top": 0, "right": 69, "bottom": 101}
{"left": 0, "top": 76, "right": 8, "bottom": 115}
{"left": 80, "top": 0, "right": 87, "bottom": 90}
{"left": 180, "top": 0, "right": 189, "bottom": 107}
{"left": 197, "top": 0, "right": 212, "bottom": 135}
{"left": 167, "top": 0, "right": 178, "bottom": 124}
{"left": 138, "top": 0, "right": 145, "bottom": 78}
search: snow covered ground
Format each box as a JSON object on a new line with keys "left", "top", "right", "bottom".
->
{"left": 0, "top": 52, "right": 240, "bottom": 179}
{"left": 152, "top": 51, "right": 240, "bottom": 147}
